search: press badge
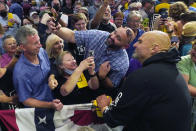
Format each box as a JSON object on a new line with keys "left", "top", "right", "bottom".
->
{"left": 77, "top": 73, "right": 88, "bottom": 88}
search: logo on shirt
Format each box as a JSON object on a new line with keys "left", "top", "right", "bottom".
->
{"left": 77, "top": 46, "right": 85, "bottom": 55}
{"left": 112, "top": 92, "right": 123, "bottom": 107}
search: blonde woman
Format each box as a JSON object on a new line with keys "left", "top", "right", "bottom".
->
{"left": 46, "top": 33, "right": 64, "bottom": 63}
{"left": 46, "top": 34, "right": 64, "bottom": 88}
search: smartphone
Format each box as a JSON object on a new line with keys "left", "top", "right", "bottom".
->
{"left": 88, "top": 50, "right": 94, "bottom": 57}
{"left": 54, "top": 12, "right": 62, "bottom": 26}
{"left": 160, "top": 11, "right": 168, "bottom": 19}
{"left": 171, "top": 36, "right": 179, "bottom": 43}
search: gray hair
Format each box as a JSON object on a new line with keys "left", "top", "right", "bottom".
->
{"left": 56, "top": 51, "right": 72, "bottom": 75}
{"left": 56, "top": 51, "right": 72, "bottom": 66}
{"left": 127, "top": 10, "right": 143, "bottom": 22}
{"left": 128, "top": 2, "right": 142, "bottom": 10}
{"left": 15, "top": 25, "right": 38, "bottom": 45}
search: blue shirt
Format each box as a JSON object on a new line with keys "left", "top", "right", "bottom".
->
{"left": 181, "top": 44, "right": 192, "bottom": 56}
{"left": 13, "top": 48, "right": 53, "bottom": 102}
{"left": 126, "top": 29, "right": 144, "bottom": 59}
{"left": 9, "top": 3, "right": 23, "bottom": 20}
{"left": 123, "top": 10, "right": 129, "bottom": 25}
{"left": 0, "top": 38, "right": 4, "bottom": 55}
{"left": 75, "top": 30, "right": 129, "bottom": 87}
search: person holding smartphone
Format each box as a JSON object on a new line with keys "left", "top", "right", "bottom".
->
{"left": 50, "top": 51, "right": 99, "bottom": 105}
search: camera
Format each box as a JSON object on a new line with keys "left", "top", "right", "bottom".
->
{"left": 159, "top": 8, "right": 168, "bottom": 19}
{"left": 160, "top": 11, "right": 168, "bottom": 19}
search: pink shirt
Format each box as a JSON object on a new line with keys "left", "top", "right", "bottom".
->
{"left": 0, "top": 53, "right": 13, "bottom": 68}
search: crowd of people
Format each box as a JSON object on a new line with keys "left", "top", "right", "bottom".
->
{"left": 0, "top": 0, "right": 196, "bottom": 131}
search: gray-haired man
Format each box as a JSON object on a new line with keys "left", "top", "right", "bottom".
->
{"left": 13, "top": 25, "right": 63, "bottom": 110}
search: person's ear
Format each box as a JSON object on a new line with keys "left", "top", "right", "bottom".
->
{"left": 151, "top": 43, "right": 159, "bottom": 54}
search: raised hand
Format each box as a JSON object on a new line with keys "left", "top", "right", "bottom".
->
{"left": 47, "top": 18, "right": 61, "bottom": 34}
{"left": 8, "top": 18, "right": 15, "bottom": 23}
{"left": 87, "top": 57, "right": 95, "bottom": 74}
{"left": 78, "top": 57, "right": 94, "bottom": 71}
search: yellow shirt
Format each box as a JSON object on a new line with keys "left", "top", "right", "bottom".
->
{"left": 190, "top": 3, "right": 196, "bottom": 8}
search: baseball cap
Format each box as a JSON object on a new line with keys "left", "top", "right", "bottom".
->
{"left": 182, "top": 21, "right": 196, "bottom": 37}
{"left": 30, "top": 11, "right": 38, "bottom": 18}
{"left": 79, "top": 7, "right": 88, "bottom": 12}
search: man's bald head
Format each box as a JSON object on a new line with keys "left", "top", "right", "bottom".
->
{"left": 143, "top": 31, "right": 171, "bottom": 52}
{"left": 133, "top": 30, "right": 171, "bottom": 63}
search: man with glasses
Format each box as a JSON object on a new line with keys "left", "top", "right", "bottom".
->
{"left": 126, "top": 10, "right": 144, "bottom": 59}
{"left": 126, "top": 10, "right": 144, "bottom": 74}
{"left": 47, "top": 20, "right": 134, "bottom": 95}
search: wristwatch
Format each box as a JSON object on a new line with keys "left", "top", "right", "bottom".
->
{"left": 89, "top": 71, "right": 96, "bottom": 77}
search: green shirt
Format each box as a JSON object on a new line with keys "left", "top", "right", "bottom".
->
{"left": 177, "top": 55, "right": 196, "bottom": 87}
